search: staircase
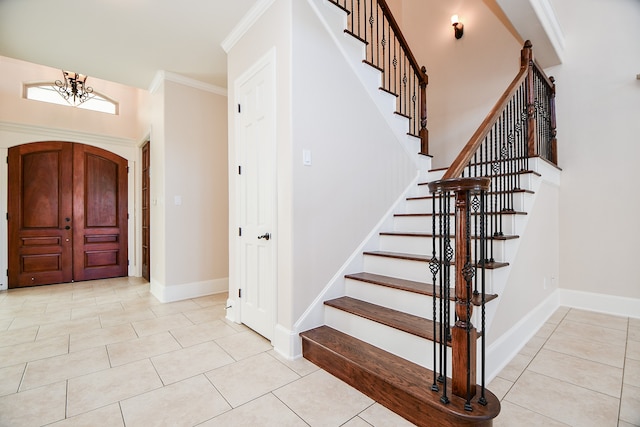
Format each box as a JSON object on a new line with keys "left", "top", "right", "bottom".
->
{"left": 299, "top": 1, "right": 558, "bottom": 426}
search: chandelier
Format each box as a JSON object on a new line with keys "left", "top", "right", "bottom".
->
{"left": 54, "top": 70, "right": 94, "bottom": 106}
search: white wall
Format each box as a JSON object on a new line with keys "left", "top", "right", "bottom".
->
{"left": 548, "top": 0, "right": 640, "bottom": 300}
{"left": 395, "top": 0, "right": 523, "bottom": 169}
{"left": 149, "top": 76, "right": 229, "bottom": 302}
{"left": 290, "top": 0, "right": 416, "bottom": 324}
{"left": 227, "top": 0, "right": 418, "bottom": 356}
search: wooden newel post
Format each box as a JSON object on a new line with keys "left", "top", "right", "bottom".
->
{"left": 452, "top": 189, "right": 477, "bottom": 402}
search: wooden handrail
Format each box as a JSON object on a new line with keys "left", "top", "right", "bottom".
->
{"left": 443, "top": 42, "right": 532, "bottom": 180}
{"left": 443, "top": 40, "right": 557, "bottom": 179}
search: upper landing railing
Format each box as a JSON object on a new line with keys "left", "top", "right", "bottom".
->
{"left": 328, "top": 0, "right": 430, "bottom": 155}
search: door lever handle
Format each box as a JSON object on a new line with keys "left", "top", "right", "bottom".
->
{"left": 257, "top": 233, "right": 271, "bottom": 241}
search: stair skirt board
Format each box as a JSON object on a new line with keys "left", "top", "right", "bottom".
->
{"left": 301, "top": 326, "right": 500, "bottom": 427}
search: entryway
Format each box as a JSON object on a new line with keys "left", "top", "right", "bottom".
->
{"left": 7, "top": 141, "right": 128, "bottom": 288}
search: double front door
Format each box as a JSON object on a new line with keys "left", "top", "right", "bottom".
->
{"left": 8, "top": 142, "right": 128, "bottom": 288}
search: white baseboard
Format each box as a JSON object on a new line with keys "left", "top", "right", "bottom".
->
{"left": 273, "top": 323, "right": 302, "bottom": 360}
{"left": 150, "top": 277, "right": 229, "bottom": 303}
{"left": 558, "top": 288, "right": 640, "bottom": 319}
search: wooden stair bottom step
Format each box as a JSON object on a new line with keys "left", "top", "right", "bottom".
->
{"left": 300, "top": 326, "right": 500, "bottom": 427}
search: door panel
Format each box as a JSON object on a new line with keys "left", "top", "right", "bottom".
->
{"left": 7, "top": 141, "right": 128, "bottom": 288}
{"left": 141, "top": 141, "right": 150, "bottom": 281}
{"left": 73, "top": 144, "right": 128, "bottom": 281}
{"left": 8, "top": 142, "right": 73, "bottom": 287}
{"left": 237, "top": 55, "right": 276, "bottom": 340}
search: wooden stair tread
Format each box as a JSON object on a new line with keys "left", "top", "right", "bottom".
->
{"left": 345, "top": 272, "right": 498, "bottom": 305}
{"left": 325, "top": 296, "right": 439, "bottom": 341}
{"left": 363, "top": 250, "right": 509, "bottom": 269}
{"left": 300, "top": 326, "right": 501, "bottom": 427}
{"left": 380, "top": 231, "right": 520, "bottom": 240}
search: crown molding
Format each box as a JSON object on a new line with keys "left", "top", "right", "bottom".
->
{"left": 0, "top": 121, "right": 136, "bottom": 147}
{"left": 148, "top": 71, "right": 227, "bottom": 96}
{"left": 221, "top": 0, "right": 276, "bottom": 53}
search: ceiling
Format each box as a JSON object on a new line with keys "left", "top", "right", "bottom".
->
{"left": 0, "top": 0, "right": 259, "bottom": 90}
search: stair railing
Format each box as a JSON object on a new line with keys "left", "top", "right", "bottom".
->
{"left": 427, "top": 41, "right": 558, "bottom": 410}
{"left": 328, "top": 0, "right": 430, "bottom": 155}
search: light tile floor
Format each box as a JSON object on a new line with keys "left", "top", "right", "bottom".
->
{"left": 0, "top": 278, "right": 637, "bottom": 426}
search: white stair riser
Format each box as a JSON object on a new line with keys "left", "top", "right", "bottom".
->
{"left": 393, "top": 214, "right": 519, "bottom": 236}
{"left": 378, "top": 235, "right": 511, "bottom": 263}
{"left": 414, "top": 174, "right": 537, "bottom": 198}
{"left": 405, "top": 192, "right": 529, "bottom": 215}
{"left": 325, "top": 305, "right": 451, "bottom": 371}
{"left": 362, "top": 254, "right": 498, "bottom": 291}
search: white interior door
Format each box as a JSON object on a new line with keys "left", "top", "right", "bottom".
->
{"left": 236, "top": 51, "right": 276, "bottom": 340}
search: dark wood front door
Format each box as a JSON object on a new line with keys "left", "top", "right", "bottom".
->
{"left": 8, "top": 142, "right": 128, "bottom": 288}
{"left": 141, "top": 141, "right": 150, "bottom": 282}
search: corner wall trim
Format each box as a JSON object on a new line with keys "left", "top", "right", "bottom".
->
{"left": 221, "top": 0, "right": 277, "bottom": 53}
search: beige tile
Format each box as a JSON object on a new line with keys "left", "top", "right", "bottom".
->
{"left": 131, "top": 312, "right": 193, "bottom": 337}
{"left": 626, "top": 358, "right": 640, "bottom": 388}
{"left": 36, "top": 316, "right": 102, "bottom": 340}
{"left": 504, "top": 370, "right": 619, "bottom": 427}
{"left": 629, "top": 326, "right": 640, "bottom": 343}
{"left": 527, "top": 349, "right": 623, "bottom": 397}
{"left": 8, "top": 309, "right": 71, "bottom": 330}
{"left": 44, "top": 297, "right": 97, "bottom": 313}
{"left": 342, "top": 416, "right": 374, "bottom": 427}
{"left": 199, "top": 392, "right": 306, "bottom": 427}
{"left": 150, "top": 300, "right": 202, "bottom": 317}
{"left": 535, "top": 322, "right": 557, "bottom": 339}
{"left": 67, "top": 359, "right": 163, "bottom": 417}
{"left": 358, "top": 402, "right": 417, "bottom": 426}
{"left": 0, "top": 335, "right": 69, "bottom": 368}
{"left": 183, "top": 305, "right": 226, "bottom": 324}
{"left": 170, "top": 320, "right": 238, "bottom": 348}
{"left": 488, "top": 376, "right": 513, "bottom": 401}
{"left": 494, "top": 400, "right": 570, "bottom": 427}
{"left": 496, "top": 353, "right": 532, "bottom": 382}
{"left": 215, "top": 330, "right": 272, "bottom": 360}
{"left": 544, "top": 332, "right": 626, "bottom": 368}
{"left": 99, "top": 308, "right": 156, "bottom": 327}
{"left": 0, "top": 381, "right": 67, "bottom": 426}
{"left": 554, "top": 319, "right": 627, "bottom": 347}
{"left": 628, "top": 340, "right": 640, "bottom": 361}
{"left": 107, "top": 331, "right": 181, "bottom": 367}
{"left": 565, "top": 309, "right": 628, "bottom": 331}
{"left": 206, "top": 352, "right": 300, "bottom": 407}
{"left": 151, "top": 341, "right": 235, "bottom": 385}
{"left": 0, "top": 318, "right": 11, "bottom": 331}
{"left": 273, "top": 369, "right": 373, "bottom": 427}
{"left": 48, "top": 403, "right": 125, "bottom": 427}
{"left": 0, "top": 364, "right": 25, "bottom": 396}
{"left": 547, "top": 307, "right": 569, "bottom": 325}
{"left": 518, "top": 335, "right": 547, "bottom": 357}
{"left": 0, "top": 304, "right": 46, "bottom": 321}
{"left": 620, "top": 383, "right": 640, "bottom": 426}
{"left": 70, "top": 302, "right": 123, "bottom": 320}
{"left": 70, "top": 323, "right": 137, "bottom": 352}
{"left": 267, "top": 350, "right": 320, "bottom": 377}
{"left": 0, "top": 325, "right": 38, "bottom": 347}
{"left": 618, "top": 420, "right": 640, "bottom": 427}
{"left": 192, "top": 293, "right": 228, "bottom": 308}
{"left": 21, "top": 346, "right": 110, "bottom": 391}
{"left": 121, "top": 374, "right": 230, "bottom": 426}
